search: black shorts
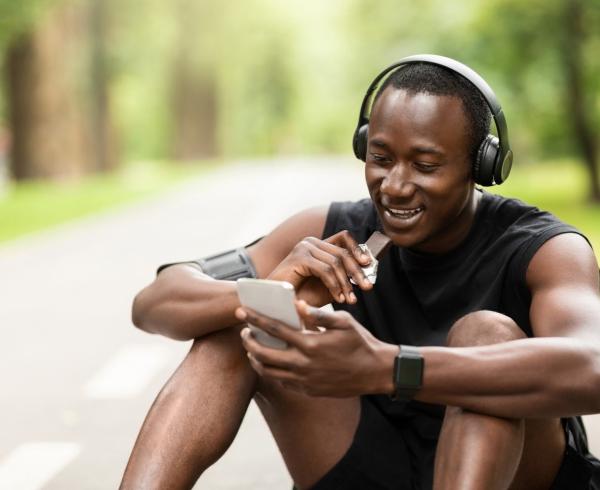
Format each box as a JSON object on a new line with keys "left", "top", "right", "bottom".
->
{"left": 303, "top": 397, "right": 600, "bottom": 490}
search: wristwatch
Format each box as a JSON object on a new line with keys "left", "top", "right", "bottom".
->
{"left": 391, "top": 345, "right": 424, "bottom": 401}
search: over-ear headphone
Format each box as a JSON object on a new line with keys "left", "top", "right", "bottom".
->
{"left": 352, "top": 54, "right": 513, "bottom": 186}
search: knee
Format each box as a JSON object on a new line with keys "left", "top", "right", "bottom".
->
{"left": 187, "top": 324, "right": 250, "bottom": 373}
{"left": 446, "top": 310, "right": 526, "bottom": 348}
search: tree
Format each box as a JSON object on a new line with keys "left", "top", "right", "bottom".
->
{"left": 5, "top": 2, "right": 90, "bottom": 179}
{"left": 462, "top": 0, "right": 600, "bottom": 202}
{"left": 2, "top": 0, "right": 119, "bottom": 180}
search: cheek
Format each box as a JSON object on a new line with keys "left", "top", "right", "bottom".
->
{"left": 364, "top": 165, "right": 383, "bottom": 194}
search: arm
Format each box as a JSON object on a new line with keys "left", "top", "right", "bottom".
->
{"left": 416, "top": 232, "right": 600, "bottom": 417}
{"left": 131, "top": 206, "right": 329, "bottom": 340}
{"left": 239, "top": 233, "right": 600, "bottom": 418}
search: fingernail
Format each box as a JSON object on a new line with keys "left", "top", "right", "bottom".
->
{"left": 349, "top": 292, "right": 357, "bottom": 303}
{"left": 338, "top": 294, "right": 345, "bottom": 303}
{"left": 236, "top": 308, "right": 247, "bottom": 320}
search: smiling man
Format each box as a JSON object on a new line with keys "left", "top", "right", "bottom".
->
{"left": 121, "top": 56, "right": 600, "bottom": 490}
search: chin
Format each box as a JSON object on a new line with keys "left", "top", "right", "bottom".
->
{"left": 380, "top": 225, "right": 424, "bottom": 249}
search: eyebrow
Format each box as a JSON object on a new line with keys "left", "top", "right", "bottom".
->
{"left": 412, "top": 146, "right": 444, "bottom": 157}
{"left": 369, "top": 139, "right": 445, "bottom": 156}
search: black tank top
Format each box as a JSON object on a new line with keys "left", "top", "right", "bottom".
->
{"left": 322, "top": 190, "right": 593, "bottom": 441}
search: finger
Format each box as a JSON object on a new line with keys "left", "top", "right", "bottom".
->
{"left": 291, "top": 239, "right": 346, "bottom": 303}
{"left": 297, "top": 300, "right": 353, "bottom": 330}
{"left": 241, "top": 329, "right": 300, "bottom": 370}
{"left": 235, "top": 306, "right": 247, "bottom": 322}
{"left": 328, "top": 230, "right": 371, "bottom": 266}
{"left": 241, "top": 307, "right": 306, "bottom": 347}
{"left": 308, "top": 239, "right": 371, "bottom": 296}
{"left": 307, "top": 246, "right": 356, "bottom": 303}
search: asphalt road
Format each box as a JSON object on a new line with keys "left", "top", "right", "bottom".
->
{"left": 0, "top": 157, "right": 598, "bottom": 489}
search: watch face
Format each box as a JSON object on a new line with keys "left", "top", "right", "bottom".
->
{"left": 394, "top": 348, "right": 424, "bottom": 392}
{"left": 397, "top": 357, "right": 423, "bottom": 388}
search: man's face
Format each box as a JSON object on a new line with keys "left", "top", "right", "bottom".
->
{"left": 365, "top": 87, "right": 477, "bottom": 254}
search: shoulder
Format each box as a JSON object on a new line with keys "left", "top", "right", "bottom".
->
{"left": 322, "top": 198, "right": 377, "bottom": 241}
{"left": 526, "top": 233, "right": 599, "bottom": 291}
{"left": 481, "top": 192, "right": 586, "bottom": 268}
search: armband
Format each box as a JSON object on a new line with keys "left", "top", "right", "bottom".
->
{"left": 157, "top": 247, "right": 258, "bottom": 281}
{"left": 197, "top": 247, "right": 258, "bottom": 280}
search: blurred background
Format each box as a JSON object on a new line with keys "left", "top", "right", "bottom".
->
{"left": 0, "top": 0, "right": 599, "bottom": 488}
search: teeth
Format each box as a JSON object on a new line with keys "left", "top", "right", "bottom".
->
{"left": 387, "top": 206, "right": 423, "bottom": 218}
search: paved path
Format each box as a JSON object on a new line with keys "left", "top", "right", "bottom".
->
{"left": 0, "top": 158, "right": 598, "bottom": 489}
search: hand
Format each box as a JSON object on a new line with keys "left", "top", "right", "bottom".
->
{"left": 268, "top": 230, "right": 373, "bottom": 307}
{"left": 235, "top": 300, "right": 398, "bottom": 397}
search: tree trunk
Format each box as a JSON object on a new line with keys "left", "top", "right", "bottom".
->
{"left": 5, "top": 4, "right": 91, "bottom": 180}
{"left": 562, "top": 0, "right": 600, "bottom": 202}
{"left": 89, "top": 0, "right": 118, "bottom": 172}
{"left": 170, "top": 0, "right": 218, "bottom": 162}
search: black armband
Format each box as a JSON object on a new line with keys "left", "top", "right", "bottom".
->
{"left": 157, "top": 247, "right": 258, "bottom": 281}
{"left": 197, "top": 247, "right": 258, "bottom": 280}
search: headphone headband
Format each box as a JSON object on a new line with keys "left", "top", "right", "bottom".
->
{"left": 356, "top": 54, "right": 512, "bottom": 181}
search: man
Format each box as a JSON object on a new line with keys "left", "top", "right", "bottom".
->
{"left": 121, "top": 56, "right": 600, "bottom": 489}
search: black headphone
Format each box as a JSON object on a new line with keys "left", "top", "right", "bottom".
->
{"left": 352, "top": 54, "right": 513, "bottom": 186}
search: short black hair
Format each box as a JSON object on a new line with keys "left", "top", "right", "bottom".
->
{"left": 373, "top": 62, "right": 492, "bottom": 163}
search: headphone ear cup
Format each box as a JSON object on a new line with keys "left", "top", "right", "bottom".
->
{"left": 474, "top": 135, "right": 499, "bottom": 186}
{"left": 353, "top": 124, "right": 369, "bottom": 161}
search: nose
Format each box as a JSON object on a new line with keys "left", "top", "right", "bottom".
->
{"left": 380, "top": 162, "right": 416, "bottom": 199}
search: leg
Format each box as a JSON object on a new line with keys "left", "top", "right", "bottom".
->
{"left": 433, "top": 311, "right": 565, "bottom": 490}
{"left": 120, "top": 325, "right": 257, "bottom": 490}
{"left": 253, "top": 375, "right": 361, "bottom": 490}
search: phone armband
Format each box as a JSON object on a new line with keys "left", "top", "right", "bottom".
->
{"left": 157, "top": 247, "right": 258, "bottom": 281}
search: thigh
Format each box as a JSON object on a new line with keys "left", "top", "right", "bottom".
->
{"left": 257, "top": 392, "right": 414, "bottom": 490}
{"left": 509, "top": 418, "right": 565, "bottom": 490}
{"left": 254, "top": 375, "right": 361, "bottom": 490}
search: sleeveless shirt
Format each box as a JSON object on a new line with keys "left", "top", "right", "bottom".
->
{"left": 321, "top": 190, "right": 598, "bottom": 466}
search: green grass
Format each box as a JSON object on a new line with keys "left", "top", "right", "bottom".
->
{"left": 489, "top": 159, "right": 600, "bottom": 253}
{"left": 0, "top": 160, "right": 214, "bottom": 243}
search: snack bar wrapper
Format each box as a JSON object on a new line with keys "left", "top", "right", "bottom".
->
{"left": 351, "top": 231, "right": 392, "bottom": 285}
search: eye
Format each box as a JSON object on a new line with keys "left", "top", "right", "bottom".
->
{"left": 413, "top": 161, "right": 439, "bottom": 173}
{"left": 368, "top": 153, "right": 392, "bottom": 165}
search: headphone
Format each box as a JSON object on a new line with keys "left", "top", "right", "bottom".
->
{"left": 352, "top": 54, "right": 513, "bottom": 186}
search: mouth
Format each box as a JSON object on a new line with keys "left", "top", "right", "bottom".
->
{"left": 381, "top": 205, "right": 425, "bottom": 230}
{"left": 384, "top": 206, "right": 424, "bottom": 219}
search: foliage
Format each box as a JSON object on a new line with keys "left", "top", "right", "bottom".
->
{"left": 0, "top": 0, "right": 58, "bottom": 50}
{"left": 0, "top": 0, "right": 598, "bottom": 176}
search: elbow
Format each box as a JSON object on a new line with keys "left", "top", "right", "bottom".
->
{"left": 131, "top": 290, "right": 195, "bottom": 342}
{"left": 591, "top": 347, "right": 600, "bottom": 413}
{"left": 131, "top": 290, "right": 153, "bottom": 334}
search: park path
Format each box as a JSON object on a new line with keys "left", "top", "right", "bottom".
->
{"left": 0, "top": 157, "right": 598, "bottom": 489}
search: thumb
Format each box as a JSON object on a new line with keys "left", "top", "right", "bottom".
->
{"left": 296, "top": 300, "right": 353, "bottom": 330}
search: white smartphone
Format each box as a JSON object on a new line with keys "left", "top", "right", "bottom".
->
{"left": 236, "top": 278, "right": 302, "bottom": 349}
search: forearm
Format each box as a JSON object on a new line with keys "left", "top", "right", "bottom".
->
{"left": 132, "top": 265, "right": 242, "bottom": 340}
{"left": 415, "top": 337, "right": 600, "bottom": 418}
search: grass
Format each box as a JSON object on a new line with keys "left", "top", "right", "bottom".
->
{"left": 490, "top": 159, "right": 600, "bottom": 253}
{"left": 0, "top": 160, "right": 214, "bottom": 244}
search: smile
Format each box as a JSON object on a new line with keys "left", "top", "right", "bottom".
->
{"left": 385, "top": 206, "right": 424, "bottom": 219}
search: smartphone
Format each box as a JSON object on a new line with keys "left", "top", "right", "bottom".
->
{"left": 236, "top": 278, "right": 302, "bottom": 349}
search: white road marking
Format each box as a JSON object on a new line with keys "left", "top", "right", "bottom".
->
{"left": 0, "top": 442, "right": 80, "bottom": 490}
{"left": 83, "top": 344, "right": 172, "bottom": 399}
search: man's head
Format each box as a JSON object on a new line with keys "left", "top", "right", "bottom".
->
{"left": 374, "top": 63, "right": 492, "bottom": 166}
{"left": 364, "top": 63, "right": 492, "bottom": 254}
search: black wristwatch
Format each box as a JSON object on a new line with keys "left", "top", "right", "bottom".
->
{"left": 391, "top": 345, "right": 424, "bottom": 401}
